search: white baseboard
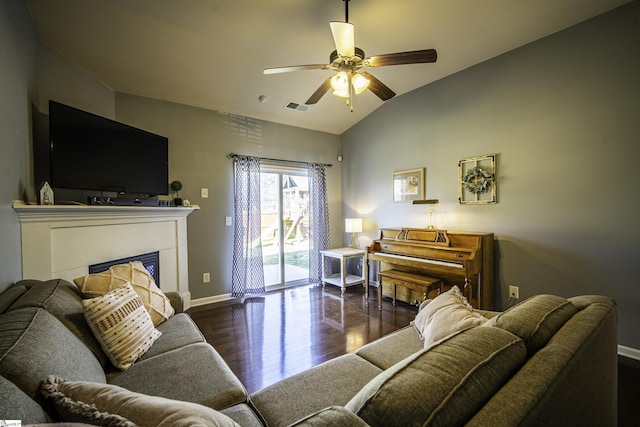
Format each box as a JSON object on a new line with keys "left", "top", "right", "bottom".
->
{"left": 618, "top": 345, "right": 640, "bottom": 361}
{"left": 189, "top": 281, "right": 310, "bottom": 308}
{"left": 190, "top": 293, "right": 233, "bottom": 308}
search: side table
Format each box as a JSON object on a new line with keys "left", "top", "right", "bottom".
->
{"left": 319, "top": 247, "right": 366, "bottom": 294}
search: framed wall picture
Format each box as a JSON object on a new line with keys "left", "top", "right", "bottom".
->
{"left": 393, "top": 168, "right": 425, "bottom": 202}
{"left": 458, "top": 154, "right": 497, "bottom": 204}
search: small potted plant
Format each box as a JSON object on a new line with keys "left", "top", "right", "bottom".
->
{"left": 170, "top": 180, "right": 183, "bottom": 206}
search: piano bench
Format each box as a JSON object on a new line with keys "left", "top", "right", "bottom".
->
{"left": 377, "top": 269, "right": 443, "bottom": 309}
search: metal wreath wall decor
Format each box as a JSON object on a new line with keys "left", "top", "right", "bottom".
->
{"left": 463, "top": 166, "right": 492, "bottom": 194}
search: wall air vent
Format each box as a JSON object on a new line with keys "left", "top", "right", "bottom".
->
{"left": 284, "top": 102, "right": 310, "bottom": 112}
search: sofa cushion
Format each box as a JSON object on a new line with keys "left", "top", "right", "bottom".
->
{"left": 0, "top": 283, "right": 27, "bottom": 313}
{"left": 0, "top": 308, "right": 106, "bottom": 417}
{"left": 355, "top": 326, "right": 424, "bottom": 369}
{"left": 83, "top": 283, "right": 161, "bottom": 370}
{"left": 412, "top": 285, "right": 486, "bottom": 346}
{"left": 482, "top": 294, "right": 578, "bottom": 355}
{"left": 219, "top": 404, "right": 265, "bottom": 427}
{"left": 345, "top": 326, "right": 527, "bottom": 427}
{"left": 7, "top": 279, "right": 110, "bottom": 367}
{"left": 138, "top": 312, "right": 205, "bottom": 361}
{"left": 250, "top": 354, "right": 383, "bottom": 427}
{"left": 0, "top": 374, "right": 48, "bottom": 424}
{"left": 74, "top": 261, "right": 174, "bottom": 326}
{"left": 290, "top": 406, "right": 371, "bottom": 426}
{"left": 108, "top": 342, "right": 248, "bottom": 411}
{"left": 41, "top": 375, "right": 240, "bottom": 426}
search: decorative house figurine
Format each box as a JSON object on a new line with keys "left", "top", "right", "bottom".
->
{"left": 38, "top": 181, "right": 54, "bottom": 205}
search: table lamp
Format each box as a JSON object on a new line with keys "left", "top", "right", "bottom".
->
{"left": 345, "top": 218, "right": 362, "bottom": 249}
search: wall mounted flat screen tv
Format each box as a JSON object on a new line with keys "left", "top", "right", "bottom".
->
{"left": 49, "top": 100, "right": 169, "bottom": 196}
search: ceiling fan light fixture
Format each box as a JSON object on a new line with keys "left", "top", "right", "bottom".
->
{"left": 352, "top": 73, "right": 370, "bottom": 94}
{"left": 332, "top": 88, "right": 350, "bottom": 98}
{"left": 330, "top": 71, "right": 349, "bottom": 92}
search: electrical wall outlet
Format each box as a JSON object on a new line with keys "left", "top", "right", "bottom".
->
{"left": 202, "top": 272, "right": 211, "bottom": 283}
{"left": 201, "top": 188, "right": 209, "bottom": 198}
{"left": 509, "top": 285, "right": 519, "bottom": 299}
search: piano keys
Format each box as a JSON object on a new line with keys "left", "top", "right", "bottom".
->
{"left": 365, "top": 228, "right": 494, "bottom": 310}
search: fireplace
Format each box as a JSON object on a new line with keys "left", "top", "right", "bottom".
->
{"left": 89, "top": 251, "right": 160, "bottom": 287}
{"left": 13, "top": 201, "right": 198, "bottom": 308}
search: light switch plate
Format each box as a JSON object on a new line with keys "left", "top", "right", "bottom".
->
{"left": 201, "top": 188, "right": 209, "bottom": 198}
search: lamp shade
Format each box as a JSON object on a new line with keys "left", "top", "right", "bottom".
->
{"left": 345, "top": 218, "right": 362, "bottom": 233}
{"left": 329, "top": 22, "right": 355, "bottom": 58}
{"left": 352, "top": 73, "right": 370, "bottom": 95}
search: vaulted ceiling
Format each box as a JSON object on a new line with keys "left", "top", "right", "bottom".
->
{"left": 27, "top": 0, "right": 631, "bottom": 135}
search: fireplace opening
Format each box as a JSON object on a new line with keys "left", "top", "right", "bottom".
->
{"left": 89, "top": 251, "right": 160, "bottom": 287}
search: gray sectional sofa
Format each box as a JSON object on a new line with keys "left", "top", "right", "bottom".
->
{"left": 0, "top": 278, "right": 617, "bottom": 426}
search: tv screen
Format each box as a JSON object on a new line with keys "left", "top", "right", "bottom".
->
{"left": 49, "top": 100, "right": 169, "bottom": 196}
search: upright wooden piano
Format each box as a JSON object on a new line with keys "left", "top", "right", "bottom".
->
{"left": 366, "top": 228, "right": 494, "bottom": 310}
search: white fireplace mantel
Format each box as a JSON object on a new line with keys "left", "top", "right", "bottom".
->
{"left": 13, "top": 200, "right": 198, "bottom": 308}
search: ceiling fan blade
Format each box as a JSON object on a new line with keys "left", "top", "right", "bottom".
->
{"left": 367, "top": 49, "right": 437, "bottom": 67}
{"left": 264, "top": 64, "right": 330, "bottom": 75}
{"left": 360, "top": 71, "right": 396, "bottom": 101}
{"left": 305, "top": 77, "right": 333, "bottom": 105}
{"left": 329, "top": 21, "right": 355, "bottom": 57}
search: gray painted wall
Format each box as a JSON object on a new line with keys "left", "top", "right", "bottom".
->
{"left": 36, "top": 43, "right": 115, "bottom": 118}
{"left": 114, "top": 94, "right": 341, "bottom": 301}
{"left": 341, "top": 2, "right": 640, "bottom": 349}
{"left": 0, "top": 0, "right": 38, "bottom": 289}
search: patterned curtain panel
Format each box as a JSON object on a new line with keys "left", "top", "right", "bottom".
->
{"left": 232, "top": 156, "right": 265, "bottom": 298}
{"left": 307, "top": 163, "right": 330, "bottom": 283}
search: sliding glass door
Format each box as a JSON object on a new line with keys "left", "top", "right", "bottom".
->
{"left": 260, "top": 165, "right": 310, "bottom": 287}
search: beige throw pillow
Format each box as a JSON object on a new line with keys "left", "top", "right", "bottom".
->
{"left": 412, "top": 285, "right": 486, "bottom": 347}
{"left": 75, "top": 261, "right": 174, "bottom": 326}
{"left": 40, "top": 375, "right": 240, "bottom": 427}
{"left": 83, "top": 283, "right": 161, "bottom": 370}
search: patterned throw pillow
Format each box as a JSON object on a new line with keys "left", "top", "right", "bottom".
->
{"left": 412, "top": 285, "right": 486, "bottom": 347}
{"left": 74, "top": 261, "right": 174, "bottom": 326}
{"left": 83, "top": 283, "right": 161, "bottom": 370}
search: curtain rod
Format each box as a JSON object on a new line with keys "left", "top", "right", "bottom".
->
{"left": 227, "top": 153, "right": 332, "bottom": 168}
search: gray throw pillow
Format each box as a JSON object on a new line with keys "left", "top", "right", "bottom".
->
{"left": 41, "top": 375, "right": 240, "bottom": 427}
{"left": 346, "top": 326, "right": 527, "bottom": 427}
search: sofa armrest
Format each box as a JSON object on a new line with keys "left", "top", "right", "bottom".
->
{"left": 164, "top": 291, "right": 184, "bottom": 313}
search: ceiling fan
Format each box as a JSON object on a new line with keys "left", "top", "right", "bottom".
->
{"left": 263, "top": 0, "right": 437, "bottom": 111}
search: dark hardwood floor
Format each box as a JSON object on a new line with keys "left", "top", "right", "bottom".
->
{"left": 188, "top": 283, "right": 416, "bottom": 394}
{"left": 618, "top": 355, "right": 640, "bottom": 427}
{"left": 188, "top": 283, "right": 639, "bottom": 425}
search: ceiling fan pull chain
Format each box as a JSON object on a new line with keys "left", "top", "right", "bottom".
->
{"left": 348, "top": 77, "right": 354, "bottom": 112}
